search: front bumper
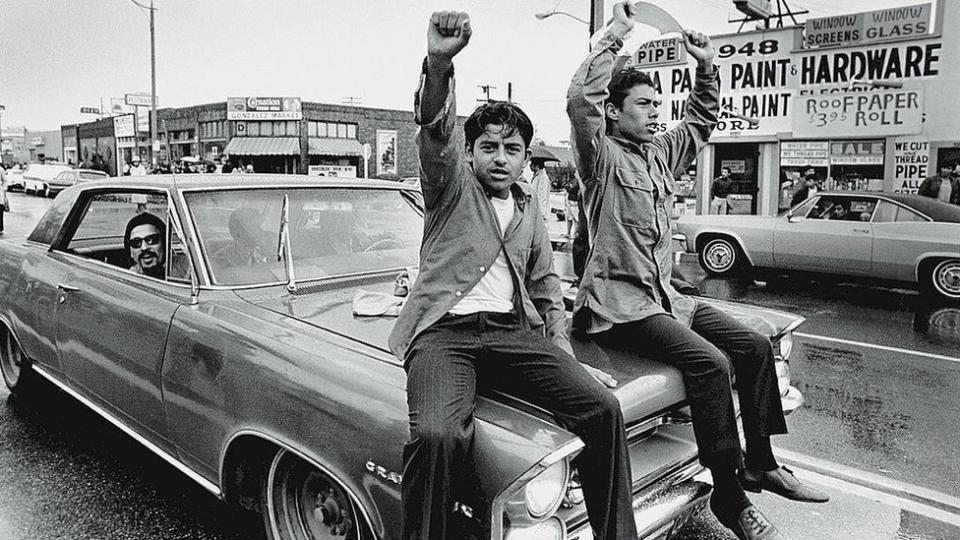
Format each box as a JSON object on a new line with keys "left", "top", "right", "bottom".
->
{"left": 781, "top": 385, "right": 804, "bottom": 416}
{"left": 567, "top": 462, "right": 711, "bottom": 540}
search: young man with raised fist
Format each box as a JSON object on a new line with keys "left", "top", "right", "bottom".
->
{"left": 388, "top": 10, "right": 637, "bottom": 540}
{"left": 567, "top": 3, "right": 828, "bottom": 540}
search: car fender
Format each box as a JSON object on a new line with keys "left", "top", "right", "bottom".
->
{"left": 915, "top": 252, "right": 960, "bottom": 283}
{"left": 692, "top": 229, "right": 757, "bottom": 267}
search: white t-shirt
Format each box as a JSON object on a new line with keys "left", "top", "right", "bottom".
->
{"left": 449, "top": 192, "right": 516, "bottom": 315}
{"left": 938, "top": 178, "right": 953, "bottom": 203}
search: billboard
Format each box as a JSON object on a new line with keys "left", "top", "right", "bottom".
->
{"left": 227, "top": 97, "right": 303, "bottom": 120}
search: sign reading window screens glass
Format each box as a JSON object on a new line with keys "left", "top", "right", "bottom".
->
{"left": 781, "top": 141, "right": 829, "bottom": 167}
{"left": 802, "top": 2, "right": 939, "bottom": 50}
{"left": 376, "top": 130, "right": 398, "bottom": 177}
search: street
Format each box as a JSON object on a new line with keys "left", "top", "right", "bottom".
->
{"left": 1, "top": 191, "right": 958, "bottom": 539}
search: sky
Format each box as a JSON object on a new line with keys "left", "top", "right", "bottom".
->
{"left": 0, "top": 0, "right": 926, "bottom": 144}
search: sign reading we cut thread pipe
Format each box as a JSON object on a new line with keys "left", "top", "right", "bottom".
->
{"left": 792, "top": 88, "right": 923, "bottom": 137}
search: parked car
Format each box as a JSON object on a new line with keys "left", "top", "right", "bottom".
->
{"left": 4, "top": 168, "right": 24, "bottom": 191}
{"left": 0, "top": 175, "right": 805, "bottom": 539}
{"left": 21, "top": 162, "right": 74, "bottom": 197}
{"left": 676, "top": 192, "right": 960, "bottom": 301}
{"left": 47, "top": 168, "right": 109, "bottom": 196}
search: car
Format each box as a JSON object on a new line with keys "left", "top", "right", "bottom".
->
{"left": 47, "top": 168, "right": 109, "bottom": 196}
{"left": 4, "top": 168, "right": 24, "bottom": 191}
{"left": 21, "top": 162, "right": 74, "bottom": 197}
{"left": 676, "top": 192, "right": 960, "bottom": 301}
{"left": 0, "top": 175, "right": 805, "bottom": 540}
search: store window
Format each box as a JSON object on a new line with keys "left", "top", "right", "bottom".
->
{"left": 200, "top": 121, "right": 224, "bottom": 139}
{"left": 825, "top": 140, "right": 884, "bottom": 192}
{"left": 308, "top": 121, "right": 357, "bottom": 139}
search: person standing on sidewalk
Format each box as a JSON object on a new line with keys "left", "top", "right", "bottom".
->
{"left": 388, "top": 10, "right": 636, "bottom": 540}
{"left": 529, "top": 157, "right": 552, "bottom": 222}
{"left": 567, "top": 4, "right": 828, "bottom": 540}
{"left": 711, "top": 166, "right": 733, "bottom": 214}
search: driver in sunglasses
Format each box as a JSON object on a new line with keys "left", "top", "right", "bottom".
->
{"left": 124, "top": 212, "right": 166, "bottom": 279}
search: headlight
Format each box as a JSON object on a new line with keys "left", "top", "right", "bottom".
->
{"left": 778, "top": 332, "right": 794, "bottom": 359}
{"left": 524, "top": 459, "right": 568, "bottom": 518}
{"left": 505, "top": 517, "right": 565, "bottom": 540}
{"left": 775, "top": 358, "right": 791, "bottom": 396}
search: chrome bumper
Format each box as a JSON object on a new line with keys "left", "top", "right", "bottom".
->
{"left": 781, "top": 385, "right": 804, "bottom": 416}
{"left": 567, "top": 473, "right": 711, "bottom": 539}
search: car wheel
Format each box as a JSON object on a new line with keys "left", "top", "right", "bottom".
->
{"left": 698, "top": 237, "right": 741, "bottom": 276}
{"left": 0, "top": 325, "right": 33, "bottom": 394}
{"left": 261, "top": 449, "right": 361, "bottom": 540}
{"left": 930, "top": 259, "right": 960, "bottom": 301}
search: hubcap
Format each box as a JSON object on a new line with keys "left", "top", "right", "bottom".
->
{"left": 706, "top": 242, "right": 735, "bottom": 272}
{"left": 1, "top": 328, "right": 23, "bottom": 387}
{"left": 934, "top": 260, "right": 960, "bottom": 297}
{"left": 267, "top": 451, "right": 360, "bottom": 540}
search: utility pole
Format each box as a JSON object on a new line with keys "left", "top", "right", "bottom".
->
{"left": 477, "top": 84, "right": 496, "bottom": 103}
{"left": 342, "top": 96, "right": 363, "bottom": 106}
{"left": 507, "top": 82, "right": 513, "bottom": 103}
{"left": 589, "top": 0, "right": 604, "bottom": 35}
{"left": 149, "top": 0, "right": 158, "bottom": 167}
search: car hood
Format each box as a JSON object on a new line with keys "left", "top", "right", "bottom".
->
{"left": 236, "top": 275, "right": 691, "bottom": 427}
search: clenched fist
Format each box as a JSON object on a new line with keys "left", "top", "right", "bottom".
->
{"left": 683, "top": 29, "right": 715, "bottom": 67}
{"left": 427, "top": 11, "right": 472, "bottom": 61}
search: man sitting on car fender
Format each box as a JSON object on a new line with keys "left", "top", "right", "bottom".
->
{"left": 567, "top": 4, "right": 828, "bottom": 540}
{"left": 388, "top": 11, "right": 636, "bottom": 540}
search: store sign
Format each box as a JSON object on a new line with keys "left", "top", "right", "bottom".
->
{"left": 114, "top": 114, "right": 136, "bottom": 138}
{"left": 31, "top": 137, "right": 44, "bottom": 146}
{"left": 308, "top": 165, "right": 357, "bottom": 178}
{"left": 376, "top": 130, "right": 398, "bottom": 176}
{"left": 628, "top": 37, "right": 687, "bottom": 68}
{"left": 125, "top": 93, "right": 157, "bottom": 107}
{"left": 802, "top": 2, "right": 936, "bottom": 50}
{"left": 829, "top": 140, "right": 884, "bottom": 165}
{"left": 891, "top": 136, "right": 928, "bottom": 193}
{"left": 227, "top": 96, "right": 303, "bottom": 120}
{"left": 792, "top": 88, "right": 923, "bottom": 138}
{"left": 720, "top": 160, "right": 746, "bottom": 174}
{"left": 780, "top": 141, "right": 829, "bottom": 166}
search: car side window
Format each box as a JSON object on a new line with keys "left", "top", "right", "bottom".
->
{"left": 806, "top": 197, "right": 876, "bottom": 222}
{"left": 873, "top": 200, "right": 926, "bottom": 223}
{"left": 56, "top": 191, "right": 170, "bottom": 277}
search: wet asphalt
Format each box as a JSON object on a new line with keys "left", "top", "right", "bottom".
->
{"left": 2, "top": 192, "right": 959, "bottom": 539}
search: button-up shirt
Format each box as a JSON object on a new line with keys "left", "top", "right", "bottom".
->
{"left": 388, "top": 64, "right": 570, "bottom": 361}
{"left": 530, "top": 167, "right": 552, "bottom": 221}
{"left": 567, "top": 32, "right": 719, "bottom": 332}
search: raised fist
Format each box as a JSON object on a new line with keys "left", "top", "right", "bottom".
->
{"left": 427, "top": 11, "right": 472, "bottom": 60}
{"left": 683, "top": 29, "right": 715, "bottom": 66}
{"left": 611, "top": 2, "right": 636, "bottom": 36}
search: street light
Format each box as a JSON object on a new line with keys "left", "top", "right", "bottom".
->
{"left": 129, "top": 0, "right": 159, "bottom": 168}
{"left": 535, "top": 10, "right": 590, "bottom": 25}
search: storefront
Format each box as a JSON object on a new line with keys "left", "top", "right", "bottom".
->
{"left": 645, "top": 0, "right": 958, "bottom": 216}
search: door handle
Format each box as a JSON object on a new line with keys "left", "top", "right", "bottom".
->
{"left": 853, "top": 228, "right": 870, "bottom": 234}
{"left": 56, "top": 283, "right": 80, "bottom": 292}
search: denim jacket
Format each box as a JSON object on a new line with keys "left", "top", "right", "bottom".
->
{"left": 388, "top": 62, "right": 570, "bottom": 361}
{"left": 566, "top": 32, "right": 720, "bottom": 332}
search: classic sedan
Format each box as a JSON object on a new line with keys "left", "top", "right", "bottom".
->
{"left": 677, "top": 192, "right": 960, "bottom": 301}
{"left": 1, "top": 175, "right": 804, "bottom": 539}
{"left": 47, "top": 168, "right": 109, "bottom": 195}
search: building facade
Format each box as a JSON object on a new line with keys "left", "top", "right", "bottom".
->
{"left": 642, "top": 0, "right": 956, "bottom": 216}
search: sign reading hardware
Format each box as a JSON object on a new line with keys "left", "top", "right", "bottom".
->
{"left": 227, "top": 97, "right": 303, "bottom": 120}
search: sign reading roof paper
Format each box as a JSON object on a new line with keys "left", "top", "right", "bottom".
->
{"left": 227, "top": 97, "right": 303, "bottom": 120}
{"left": 802, "top": 2, "right": 939, "bottom": 50}
{"left": 792, "top": 88, "right": 924, "bottom": 138}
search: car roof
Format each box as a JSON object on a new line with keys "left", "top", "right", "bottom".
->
{"left": 76, "top": 173, "right": 418, "bottom": 192}
{"left": 818, "top": 191, "right": 960, "bottom": 223}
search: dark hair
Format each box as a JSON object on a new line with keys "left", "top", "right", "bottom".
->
{"left": 606, "top": 69, "right": 657, "bottom": 109}
{"left": 463, "top": 101, "right": 534, "bottom": 150}
{"left": 124, "top": 212, "right": 166, "bottom": 250}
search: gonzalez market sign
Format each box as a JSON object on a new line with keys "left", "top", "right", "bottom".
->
{"left": 227, "top": 96, "right": 303, "bottom": 120}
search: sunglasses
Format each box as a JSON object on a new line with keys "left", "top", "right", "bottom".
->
{"left": 129, "top": 233, "right": 161, "bottom": 249}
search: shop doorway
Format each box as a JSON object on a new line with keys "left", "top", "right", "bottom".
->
{"left": 714, "top": 143, "right": 760, "bottom": 215}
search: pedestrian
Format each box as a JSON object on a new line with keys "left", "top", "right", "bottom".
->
{"left": 0, "top": 165, "right": 8, "bottom": 235}
{"left": 918, "top": 161, "right": 960, "bottom": 205}
{"left": 129, "top": 156, "right": 148, "bottom": 176}
{"left": 388, "top": 10, "right": 636, "bottom": 539}
{"left": 567, "top": 4, "right": 827, "bottom": 540}
{"left": 711, "top": 166, "right": 733, "bottom": 214}
{"left": 790, "top": 166, "right": 819, "bottom": 207}
{"left": 221, "top": 154, "right": 235, "bottom": 174}
{"left": 245, "top": 164, "right": 254, "bottom": 173}
{"left": 565, "top": 178, "right": 580, "bottom": 238}
{"left": 529, "top": 157, "right": 552, "bottom": 222}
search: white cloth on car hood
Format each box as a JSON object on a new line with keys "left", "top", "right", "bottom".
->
{"left": 352, "top": 290, "right": 405, "bottom": 317}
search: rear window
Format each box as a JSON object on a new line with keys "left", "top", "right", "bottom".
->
{"left": 80, "top": 171, "right": 108, "bottom": 180}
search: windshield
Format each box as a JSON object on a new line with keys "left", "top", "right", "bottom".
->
{"left": 185, "top": 187, "right": 423, "bottom": 286}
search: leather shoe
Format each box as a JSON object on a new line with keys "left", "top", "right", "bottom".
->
{"left": 741, "top": 466, "right": 830, "bottom": 503}
{"left": 713, "top": 503, "right": 786, "bottom": 540}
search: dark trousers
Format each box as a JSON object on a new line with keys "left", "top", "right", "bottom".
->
{"left": 594, "top": 303, "right": 787, "bottom": 470}
{"left": 403, "top": 312, "right": 636, "bottom": 540}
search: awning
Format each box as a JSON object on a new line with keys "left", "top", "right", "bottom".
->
{"left": 308, "top": 138, "right": 363, "bottom": 157}
{"left": 223, "top": 137, "right": 300, "bottom": 156}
